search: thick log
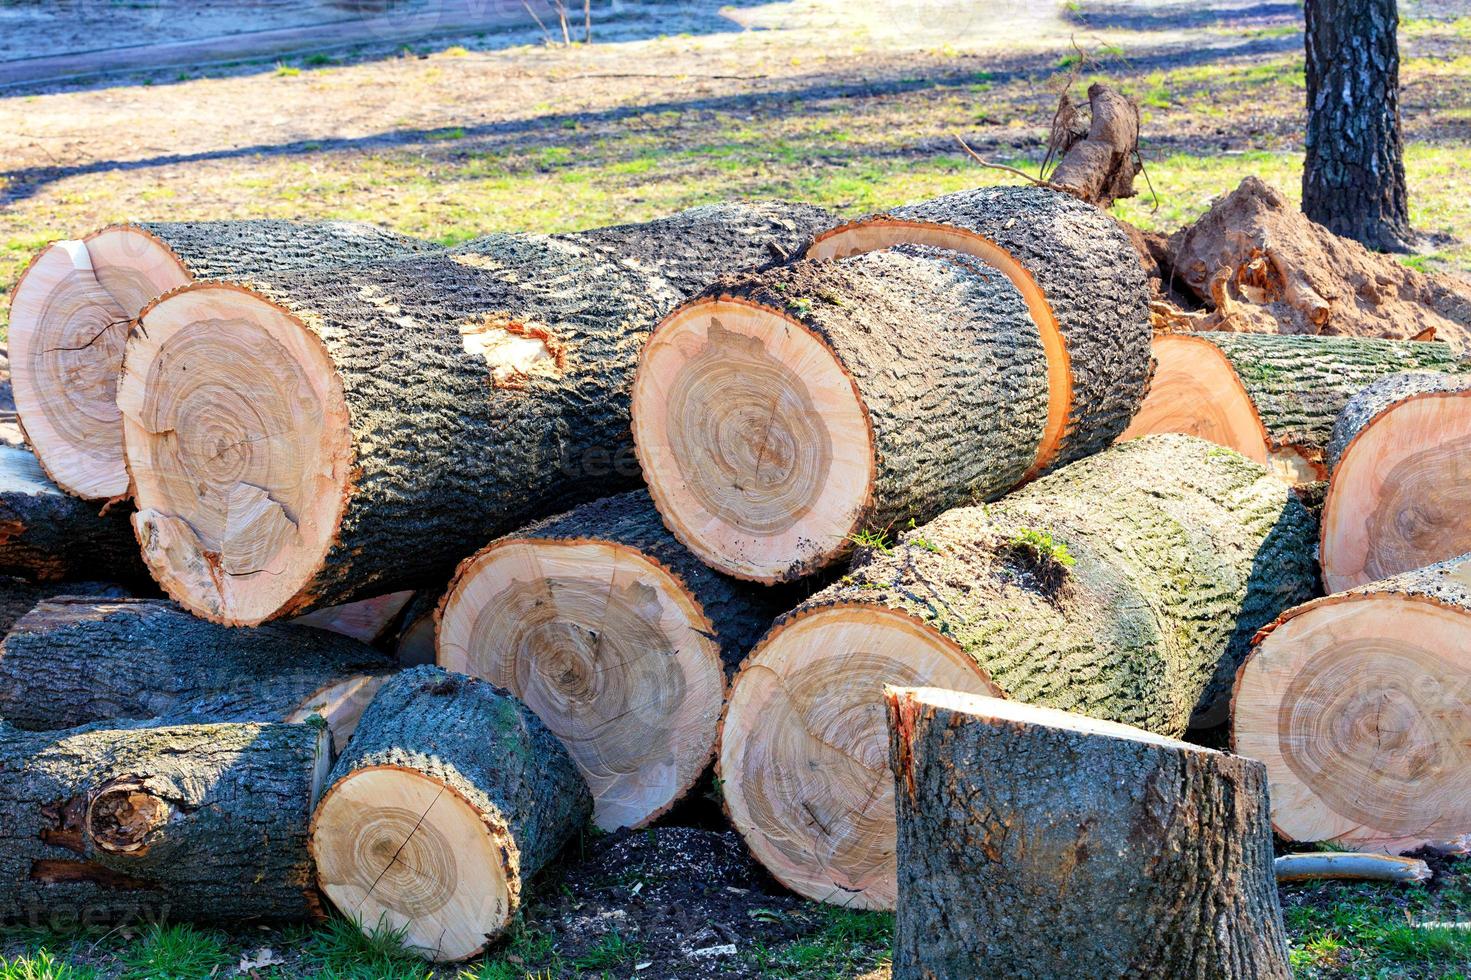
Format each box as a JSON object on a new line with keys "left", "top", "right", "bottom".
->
{"left": 10, "top": 222, "right": 431, "bottom": 500}
{"left": 0, "top": 446, "right": 148, "bottom": 585}
{"left": 1233, "top": 553, "right": 1471, "bottom": 853}
{"left": 0, "top": 597, "right": 394, "bottom": 746}
{"left": 1122, "top": 333, "right": 1462, "bottom": 482}
{"left": 718, "top": 434, "right": 1318, "bottom": 907}
{"left": 633, "top": 244, "right": 1047, "bottom": 582}
{"left": 0, "top": 719, "right": 329, "bottom": 926}
{"left": 437, "top": 490, "right": 788, "bottom": 830}
{"left": 0, "top": 578, "right": 131, "bottom": 637}
{"left": 1320, "top": 372, "right": 1471, "bottom": 591}
{"left": 806, "top": 185, "right": 1153, "bottom": 477}
{"left": 887, "top": 687, "right": 1290, "bottom": 979}
{"left": 310, "top": 665, "right": 590, "bottom": 962}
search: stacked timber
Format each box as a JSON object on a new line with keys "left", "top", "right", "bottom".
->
{"left": 717, "top": 434, "right": 1318, "bottom": 908}
{"left": 1121, "top": 333, "right": 1462, "bottom": 482}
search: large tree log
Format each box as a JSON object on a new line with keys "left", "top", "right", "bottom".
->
{"left": 0, "top": 578, "right": 131, "bottom": 637}
{"left": 0, "top": 597, "right": 394, "bottom": 747}
{"left": 806, "top": 185, "right": 1153, "bottom": 477}
{"left": 1122, "top": 333, "right": 1462, "bottom": 482}
{"left": 0, "top": 719, "right": 330, "bottom": 926}
{"left": 1233, "top": 553, "right": 1471, "bottom": 854}
{"left": 718, "top": 434, "right": 1318, "bottom": 907}
{"left": 437, "top": 490, "right": 788, "bottom": 831}
{"left": 9, "top": 222, "right": 432, "bottom": 500}
{"left": 1320, "top": 372, "right": 1471, "bottom": 591}
{"left": 633, "top": 244, "right": 1047, "bottom": 582}
{"left": 886, "top": 687, "right": 1290, "bottom": 979}
{"left": 311, "top": 665, "right": 590, "bottom": 962}
{"left": 0, "top": 445, "right": 148, "bottom": 585}
{"left": 291, "top": 590, "right": 415, "bottom": 645}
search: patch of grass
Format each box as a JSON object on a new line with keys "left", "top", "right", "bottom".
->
{"left": 274, "top": 62, "right": 302, "bottom": 77}
{"left": 303, "top": 916, "right": 430, "bottom": 978}
{"left": 570, "top": 930, "right": 641, "bottom": 970}
{"left": 118, "top": 924, "right": 228, "bottom": 980}
{"left": 1007, "top": 527, "right": 1076, "bottom": 569}
{"left": 746, "top": 907, "right": 893, "bottom": 979}
{"left": 849, "top": 527, "right": 894, "bottom": 554}
{"left": 427, "top": 127, "right": 466, "bottom": 141}
{"left": 0, "top": 948, "right": 99, "bottom": 980}
{"left": 305, "top": 53, "right": 335, "bottom": 66}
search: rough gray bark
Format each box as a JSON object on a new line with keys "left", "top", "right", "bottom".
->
{"left": 0, "top": 719, "right": 328, "bottom": 926}
{"left": 1326, "top": 370, "right": 1471, "bottom": 473}
{"left": 0, "top": 597, "right": 393, "bottom": 731}
{"left": 0, "top": 579, "right": 131, "bottom": 638}
{"left": 1303, "top": 0, "right": 1412, "bottom": 252}
{"left": 0, "top": 446, "right": 147, "bottom": 585}
{"left": 809, "top": 186, "right": 1153, "bottom": 472}
{"left": 887, "top": 688, "right": 1290, "bottom": 979}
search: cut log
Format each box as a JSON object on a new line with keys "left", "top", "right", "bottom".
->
{"left": 10, "top": 221, "right": 431, "bottom": 500}
{"left": 0, "top": 445, "right": 148, "bottom": 584}
{"left": 1233, "top": 553, "right": 1471, "bottom": 854}
{"left": 1274, "top": 852, "right": 1432, "bottom": 884}
{"left": 633, "top": 244, "right": 1048, "bottom": 582}
{"left": 886, "top": 687, "right": 1290, "bottom": 979}
{"left": 310, "top": 665, "right": 590, "bottom": 962}
{"left": 1320, "top": 372, "right": 1471, "bottom": 591}
{"left": 806, "top": 185, "right": 1153, "bottom": 477}
{"left": 292, "top": 590, "right": 415, "bottom": 644}
{"left": 0, "top": 597, "right": 394, "bottom": 746}
{"left": 0, "top": 578, "right": 131, "bottom": 637}
{"left": 1121, "top": 333, "right": 1462, "bottom": 482}
{"left": 392, "top": 589, "right": 441, "bottom": 666}
{"left": 0, "top": 719, "right": 329, "bottom": 926}
{"left": 437, "top": 490, "right": 788, "bottom": 831}
{"left": 718, "top": 434, "right": 1318, "bottom": 907}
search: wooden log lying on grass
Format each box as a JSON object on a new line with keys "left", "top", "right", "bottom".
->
{"left": 886, "top": 687, "right": 1290, "bottom": 980}
{"left": 311, "top": 666, "right": 590, "bottom": 962}
{"left": 0, "top": 719, "right": 329, "bottom": 926}
{"left": 1321, "top": 372, "right": 1471, "bottom": 591}
{"left": 0, "top": 597, "right": 394, "bottom": 745}
{"left": 1274, "top": 853, "right": 1432, "bottom": 884}
{"left": 0, "top": 446, "right": 147, "bottom": 585}
{"left": 437, "top": 490, "right": 789, "bottom": 830}
{"left": 9, "top": 221, "right": 432, "bottom": 500}
{"left": 1233, "top": 553, "right": 1471, "bottom": 854}
{"left": 718, "top": 434, "right": 1318, "bottom": 908}
{"left": 633, "top": 244, "right": 1048, "bottom": 582}
{"left": 805, "top": 185, "right": 1153, "bottom": 477}
{"left": 1121, "top": 333, "right": 1462, "bottom": 482}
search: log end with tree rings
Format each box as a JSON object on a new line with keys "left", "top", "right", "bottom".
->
{"left": 631, "top": 297, "right": 875, "bottom": 583}
{"left": 1233, "top": 555, "right": 1471, "bottom": 853}
{"left": 118, "top": 282, "right": 354, "bottom": 626}
{"left": 437, "top": 536, "right": 728, "bottom": 831}
{"left": 717, "top": 605, "right": 1001, "bottom": 908}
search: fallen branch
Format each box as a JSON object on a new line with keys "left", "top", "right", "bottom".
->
{"left": 1274, "top": 853, "right": 1432, "bottom": 884}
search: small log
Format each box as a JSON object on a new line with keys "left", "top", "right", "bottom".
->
{"left": 718, "top": 434, "right": 1318, "bottom": 907}
{"left": 0, "top": 719, "right": 330, "bottom": 926}
{"left": 633, "top": 244, "right": 1048, "bottom": 582}
{"left": 437, "top": 490, "right": 789, "bottom": 830}
{"left": 1274, "top": 853, "right": 1432, "bottom": 884}
{"left": 1321, "top": 372, "right": 1471, "bottom": 591}
{"left": 310, "top": 665, "right": 591, "bottom": 962}
{"left": 1234, "top": 553, "right": 1471, "bottom": 854}
{"left": 9, "top": 221, "right": 431, "bottom": 500}
{"left": 1121, "top": 333, "right": 1462, "bottom": 482}
{"left": 886, "top": 687, "right": 1290, "bottom": 979}
{"left": 0, "top": 446, "right": 148, "bottom": 584}
{"left": 806, "top": 185, "right": 1153, "bottom": 478}
{"left": 0, "top": 597, "right": 394, "bottom": 747}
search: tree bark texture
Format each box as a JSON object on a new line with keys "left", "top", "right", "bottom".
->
{"left": 1326, "top": 370, "right": 1471, "bottom": 473}
{"left": 0, "top": 579, "right": 131, "bottom": 638}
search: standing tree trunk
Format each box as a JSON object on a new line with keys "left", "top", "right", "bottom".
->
{"left": 1303, "top": 0, "right": 1412, "bottom": 252}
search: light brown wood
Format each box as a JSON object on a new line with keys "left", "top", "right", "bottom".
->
{"left": 717, "top": 605, "right": 999, "bottom": 909}
{"left": 83, "top": 226, "right": 194, "bottom": 322}
{"left": 631, "top": 298, "right": 875, "bottom": 583}
{"left": 1321, "top": 391, "right": 1471, "bottom": 592}
{"left": 293, "top": 590, "right": 415, "bottom": 644}
{"left": 117, "top": 284, "right": 353, "bottom": 625}
{"left": 437, "top": 538, "right": 727, "bottom": 831}
{"left": 1122, "top": 335, "right": 1269, "bottom": 463}
{"left": 286, "top": 673, "right": 391, "bottom": 747}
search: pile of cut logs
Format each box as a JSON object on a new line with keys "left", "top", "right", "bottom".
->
{"left": 4, "top": 184, "right": 1468, "bottom": 973}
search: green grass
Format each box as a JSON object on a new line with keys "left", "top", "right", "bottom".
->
{"left": 117, "top": 925, "right": 228, "bottom": 980}
{"left": 0, "top": 949, "right": 99, "bottom": 980}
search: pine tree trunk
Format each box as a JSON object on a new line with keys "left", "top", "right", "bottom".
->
{"left": 0, "top": 720, "right": 329, "bottom": 927}
{"left": 311, "top": 666, "right": 590, "bottom": 962}
{"left": 718, "top": 434, "right": 1319, "bottom": 908}
{"left": 438, "top": 490, "right": 791, "bottom": 831}
{"left": 0, "top": 597, "right": 394, "bottom": 747}
{"left": 1303, "top": 0, "right": 1412, "bottom": 251}
{"left": 887, "top": 687, "right": 1290, "bottom": 979}
{"left": 633, "top": 244, "right": 1048, "bottom": 582}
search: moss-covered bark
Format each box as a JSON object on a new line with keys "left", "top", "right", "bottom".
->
{"left": 1326, "top": 370, "right": 1471, "bottom": 473}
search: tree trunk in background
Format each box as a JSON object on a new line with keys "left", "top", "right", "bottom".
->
{"left": 1303, "top": 0, "right": 1412, "bottom": 252}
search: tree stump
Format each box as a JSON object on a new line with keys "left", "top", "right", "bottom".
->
{"left": 886, "top": 687, "right": 1290, "bottom": 980}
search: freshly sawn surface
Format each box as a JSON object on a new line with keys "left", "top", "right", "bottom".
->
{"left": 310, "top": 665, "right": 591, "bottom": 963}
{"left": 718, "top": 434, "right": 1319, "bottom": 908}
{"left": 438, "top": 490, "right": 788, "bottom": 831}
{"left": 887, "top": 688, "right": 1290, "bottom": 980}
